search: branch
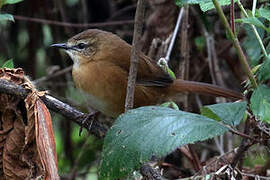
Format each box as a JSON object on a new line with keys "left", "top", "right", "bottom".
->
{"left": 125, "top": 0, "right": 146, "bottom": 111}
{"left": 230, "top": 0, "right": 235, "bottom": 34}
{"left": 0, "top": 79, "right": 107, "bottom": 138}
{"left": 13, "top": 15, "right": 134, "bottom": 28}
{"left": 231, "top": 117, "right": 254, "bottom": 169}
{"left": 33, "top": 66, "right": 72, "bottom": 85}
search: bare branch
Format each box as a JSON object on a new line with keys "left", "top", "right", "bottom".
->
{"left": 125, "top": 0, "right": 146, "bottom": 111}
{"left": 0, "top": 79, "right": 107, "bottom": 138}
{"left": 13, "top": 15, "right": 134, "bottom": 28}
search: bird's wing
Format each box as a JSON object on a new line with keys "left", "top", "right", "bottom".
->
{"left": 135, "top": 53, "right": 174, "bottom": 87}
{"left": 108, "top": 41, "right": 174, "bottom": 87}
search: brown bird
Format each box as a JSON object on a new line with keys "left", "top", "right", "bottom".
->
{"left": 51, "top": 29, "right": 243, "bottom": 117}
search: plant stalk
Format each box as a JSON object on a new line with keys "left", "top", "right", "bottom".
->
{"left": 212, "top": 0, "right": 257, "bottom": 88}
{"left": 237, "top": 0, "right": 267, "bottom": 57}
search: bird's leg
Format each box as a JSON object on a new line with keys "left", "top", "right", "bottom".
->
{"left": 78, "top": 111, "right": 99, "bottom": 136}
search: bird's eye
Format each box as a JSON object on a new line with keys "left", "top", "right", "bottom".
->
{"left": 77, "top": 43, "right": 86, "bottom": 49}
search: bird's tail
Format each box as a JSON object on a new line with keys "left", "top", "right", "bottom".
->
{"left": 168, "top": 79, "right": 243, "bottom": 100}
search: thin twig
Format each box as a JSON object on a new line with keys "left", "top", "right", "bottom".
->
{"left": 108, "top": 5, "right": 137, "bottom": 21}
{"left": 125, "top": 0, "right": 146, "bottom": 111}
{"left": 188, "top": 144, "right": 201, "bottom": 171}
{"left": 69, "top": 135, "right": 92, "bottom": 180}
{"left": 178, "top": 7, "right": 189, "bottom": 111}
{"left": 252, "top": 0, "right": 257, "bottom": 16}
{"left": 193, "top": 148, "right": 238, "bottom": 178}
{"left": 13, "top": 15, "right": 134, "bottom": 28}
{"left": 231, "top": 118, "right": 254, "bottom": 169}
{"left": 227, "top": 126, "right": 257, "bottom": 142}
{"left": 230, "top": 0, "right": 235, "bottom": 34}
{"left": 33, "top": 66, "right": 72, "bottom": 85}
{"left": 165, "top": 7, "right": 184, "bottom": 62}
{"left": 240, "top": 172, "right": 270, "bottom": 180}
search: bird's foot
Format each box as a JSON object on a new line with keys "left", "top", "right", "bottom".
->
{"left": 79, "top": 111, "right": 99, "bottom": 136}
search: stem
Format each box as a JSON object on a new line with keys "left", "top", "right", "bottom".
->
{"left": 230, "top": 0, "right": 235, "bottom": 34}
{"left": 165, "top": 7, "right": 184, "bottom": 62}
{"left": 252, "top": 0, "right": 257, "bottom": 16}
{"left": 212, "top": 0, "right": 257, "bottom": 88}
{"left": 237, "top": 0, "right": 267, "bottom": 57}
{"left": 124, "top": 0, "right": 146, "bottom": 111}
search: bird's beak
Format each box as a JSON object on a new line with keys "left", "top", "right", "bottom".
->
{"left": 50, "top": 43, "right": 69, "bottom": 50}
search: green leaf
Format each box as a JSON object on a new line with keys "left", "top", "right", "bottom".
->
{"left": 175, "top": 0, "right": 237, "bottom": 12}
{"left": 175, "top": 0, "right": 205, "bottom": 6}
{"left": 201, "top": 102, "right": 247, "bottom": 126}
{"left": 1, "top": 0, "right": 23, "bottom": 7}
{"left": 257, "top": 8, "right": 270, "bottom": 22}
{"left": 199, "top": 0, "right": 236, "bottom": 12}
{"left": 235, "top": 17, "right": 270, "bottom": 33}
{"left": 157, "top": 58, "right": 176, "bottom": 79}
{"left": 160, "top": 101, "right": 179, "bottom": 110}
{"left": 99, "top": 106, "right": 228, "bottom": 180}
{"left": 2, "top": 59, "right": 14, "bottom": 68}
{"left": 194, "top": 36, "right": 206, "bottom": 52}
{"left": 0, "top": 13, "right": 14, "bottom": 22}
{"left": 167, "top": 67, "right": 176, "bottom": 79}
{"left": 250, "top": 85, "right": 270, "bottom": 123}
{"left": 242, "top": 24, "right": 264, "bottom": 66}
{"left": 257, "top": 56, "right": 270, "bottom": 82}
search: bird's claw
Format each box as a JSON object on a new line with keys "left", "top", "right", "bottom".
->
{"left": 79, "top": 113, "right": 96, "bottom": 136}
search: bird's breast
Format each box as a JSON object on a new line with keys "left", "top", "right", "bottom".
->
{"left": 72, "top": 61, "right": 128, "bottom": 117}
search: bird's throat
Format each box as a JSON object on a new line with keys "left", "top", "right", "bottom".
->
{"left": 66, "top": 50, "right": 80, "bottom": 69}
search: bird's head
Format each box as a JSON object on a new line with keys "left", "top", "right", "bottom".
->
{"left": 51, "top": 29, "right": 126, "bottom": 68}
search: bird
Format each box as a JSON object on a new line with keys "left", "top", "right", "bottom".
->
{"left": 51, "top": 29, "right": 243, "bottom": 118}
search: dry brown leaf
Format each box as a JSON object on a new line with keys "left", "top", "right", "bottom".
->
{"left": 25, "top": 91, "right": 59, "bottom": 180}
{"left": 0, "top": 68, "right": 59, "bottom": 180}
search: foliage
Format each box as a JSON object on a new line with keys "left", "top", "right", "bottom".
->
{"left": 99, "top": 106, "right": 228, "bottom": 179}
{"left": 257, "top": 55, "right": 270, "bottom": 82}
{"left": 1, "top": 59, "right": 14, "bottom": 68}
{"left": 257, "top": 7, "right": 270, "bottom": 22}
{"left": 242, "top": 25, "right": 264, "bottom": 66}
{"left": 235, "top": 17, "right": 270, "bottom": 33}
{"left": 201, "top": 102, "right": 247, "bottom": 126}
{"left": 160, "top": 101, "right": 179, "bottom": 110}
{"left": 0, "top": 0, "right": 23, "bottom": 21}
{"left": 0, "top": 14, "right": 14, "bottom": 22}
{"left": 250, "top": 85, "right": 270, "bottom": 123}
{"left": 0, "top": 0, "right": 24, "bottom": 7}
{"left": 175, "top": 0, "right": 237, "bottom": 12}
{"left": 194, "top": 36, "right": 206, "bottom": 52}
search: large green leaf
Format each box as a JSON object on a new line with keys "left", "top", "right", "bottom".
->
{"left": 99, "top": 106, "right": 228, "bottom": 180}
{"left": 250, "top": 85, "right": 270, "bottom": 123}
{"left": 0, "top": 14, "right": 14, "bottom": 22}
{"left": 201, "top": 102, "right": 247, "bottom": 126}
{"left": 175, "top": 0, "right": 236, "bottom": 12}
